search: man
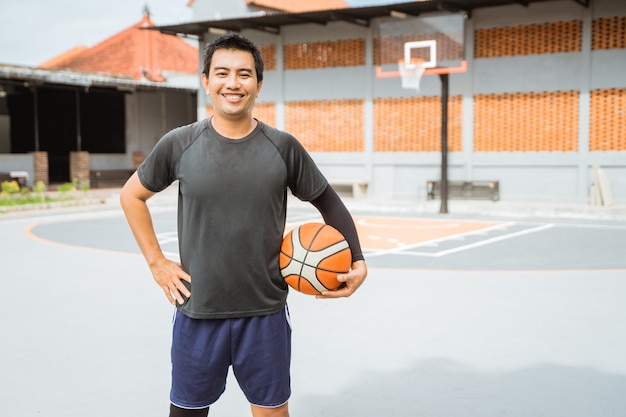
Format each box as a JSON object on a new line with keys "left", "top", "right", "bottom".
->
{"left": 120, "top": 33, "right": 367, "bottom": 417}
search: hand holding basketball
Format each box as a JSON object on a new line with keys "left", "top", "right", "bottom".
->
{"left": 317, "top": 259, "right": 367, "bottom": 299}
{"left": 280, "top": 222, "right": 366, "bottom": 297}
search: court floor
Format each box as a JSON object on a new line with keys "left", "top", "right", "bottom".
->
{"left": 25, "top": 206, "right": 626, "bottom": 271}
{"left": 2, "top": 205, "right": 626, "bottom": 417}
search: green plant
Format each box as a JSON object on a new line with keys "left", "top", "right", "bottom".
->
{"left": 57, "top": 182, "right": 76, "bottom": 193}
{"left": 34, "top": 181, "right": 47, "bottom": 194}
{"left": 1, "top": 180, "right": 20, "bottom": 195}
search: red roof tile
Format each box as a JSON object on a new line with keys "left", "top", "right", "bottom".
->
{"left": 39, "top": 14, "right": 198, "bottom": 83}
{"left": 246, "top": 0, "right": 349, "bottom": 12}
{"left": 186, "top": 0, "right": 349, "bottom": 12}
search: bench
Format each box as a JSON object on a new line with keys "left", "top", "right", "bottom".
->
{"left": 89, "top": 169, "right": 134, "bottom": 188}
{"left": 328, "top": 179, "right": 369, "bottom": 198}
{"left": 427, "top": 180, "right": 499, "bottom": 201}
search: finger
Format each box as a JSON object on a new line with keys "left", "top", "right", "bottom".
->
{"left": 177, "top": 279, "right": 191, "bottom": 299}
{"left": 178, "top": 269, "right": 192, "bottom": 284}
{"left": 318, "top": 285, "right": 353, "bottom": 299}
{"left": 169, "top": 284, "right": 186, "bottom": 305}
{"left": 162, "top": 286, "right": 176, "bottom": 305}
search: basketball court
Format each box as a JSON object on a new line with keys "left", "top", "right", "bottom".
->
{"left": 2, "top": 10, "right": 626, "bottom": 417}
{"left": 2, "top": 199, "right": 626, "bottom": 416}
{"left": 23, "top": 204, "right": 626, "bottom": 271}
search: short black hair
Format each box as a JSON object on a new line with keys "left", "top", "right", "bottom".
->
{"left": 202, "top": 33, "right": 264, "bottom": 82}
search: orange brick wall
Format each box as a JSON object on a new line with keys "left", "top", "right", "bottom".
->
{"left": 474, "top": 91, "right": 579, "bottom": 152}
{"left": 284, "top": 99, "right": 364, "bottom": 152}
{"left": 259, "top": 44, "right": 277, "bottom": 71}
{"left": 475, "top": 21, "right": 582, "bottom": 58}
{"left": 253, "top": 102, "right": 277, "bottom": 126}
{"left": 284, "top": 39, "right": 365, "bottom": 69}
{"left": 590, "top": 88, "right": 626, "bottom": 151}
{"left": 374, "top": 32, "right": 464, "bottom": 66}
{"left": 593, "top": 16, "right": 626, "bottom": 50}
{"left": 374, "top": 96, "right": 462, "bottom": 152}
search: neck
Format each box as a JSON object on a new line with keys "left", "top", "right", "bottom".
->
{"left": 210, "top": 115, "right": 257, "bottom": 139}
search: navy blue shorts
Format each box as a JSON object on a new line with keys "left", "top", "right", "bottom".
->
{"left": 170, "top": 307, "right": 292, "bottom": 409}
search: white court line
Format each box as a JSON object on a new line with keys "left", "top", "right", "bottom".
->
{"left": 365, "top": 223, "right": 554, "bottom": 258}
{"left": 156, "top": 231, "right": 178, "bottom": 245}
{"left": 421, "top": 223, "right": 555, "bottom": 257}
{"left": 552, "top": 222, "right": 626, "bottom": 230}
{"left": 364, "top": 221, "right": 516, "bottom": 257}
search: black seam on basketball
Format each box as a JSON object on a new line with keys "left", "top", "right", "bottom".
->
{"left": 299, "top": 276, "right": 328, "bottom": 292}
{"left": 296, "top": 224, "right": 325, "bottom": 290}
{"left": 301, "top": 246, "right": 350, "bottom": 271}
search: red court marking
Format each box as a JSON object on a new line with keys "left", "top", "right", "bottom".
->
{"left": 286, "top": 216, "right": 504, "bottom": 251}
{"left": 354, "top": 216, "right": 503, "bottom": 251}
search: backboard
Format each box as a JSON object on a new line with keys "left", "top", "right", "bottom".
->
{"left": 375, "top": 13, "right": 467, "bottom": 79}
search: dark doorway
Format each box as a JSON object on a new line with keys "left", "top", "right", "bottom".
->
{"left": 8, "top": 86, "right": 36, "bottom": 153}
{"left": 81, "top": 89, "right": 125, "bottom": 153}
{"left": 6, "top": 84, "right": 127, "bottom": 184}
{"left": 38, "top": 87, "right": 77, "bottom": 183}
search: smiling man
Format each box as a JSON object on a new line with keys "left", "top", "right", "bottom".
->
{"left": 119, "top": 33, "right": 367, "bottom": 417}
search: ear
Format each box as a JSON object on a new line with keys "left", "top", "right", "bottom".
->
{"left": 256, "top": 80, "right": 263, "bottom": 97}
{"left": 201, "top": 73, "right": 210, "bottom": 95}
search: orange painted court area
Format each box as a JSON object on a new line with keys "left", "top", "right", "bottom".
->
{"left": 287, "top": 216, "right": 503, "bottom": 251}
{"left": 354, "top": 216, "right": 502, "bottom": 251}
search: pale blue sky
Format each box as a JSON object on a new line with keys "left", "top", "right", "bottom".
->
{"left": 0, "top": 0, "right": 397, "bottom": 67}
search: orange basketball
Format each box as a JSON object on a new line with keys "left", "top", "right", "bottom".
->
{"left": 280, "top": 223, "right": 352, "bottom": 295}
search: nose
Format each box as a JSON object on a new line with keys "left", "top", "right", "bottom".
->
{"left": 225, "top": 73, "right": 240, "bottom": 88}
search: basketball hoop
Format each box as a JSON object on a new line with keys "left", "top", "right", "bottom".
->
{"left": 398, "top": 58, "right": 426, "bottom": 92}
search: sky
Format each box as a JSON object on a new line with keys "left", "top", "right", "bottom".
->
{"left": 0, "top": 0, "right": 392, "bottom": 67}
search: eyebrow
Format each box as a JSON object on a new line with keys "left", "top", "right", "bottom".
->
{"left": 212, "top": 66, "right": 254, "bottom": 73}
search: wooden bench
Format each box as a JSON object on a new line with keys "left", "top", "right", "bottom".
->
{"left": 328, "top": 179, "right": 369, "bottom": 198}
{"left": 427, "top": 180, "right": 499, "bottom": 201}
{"left": 89, "top": 169, "right": 134, "bottom": 188}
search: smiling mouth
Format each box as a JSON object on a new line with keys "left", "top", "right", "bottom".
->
{"left": 223, "top": 94, "right": 244, "bottom": 101}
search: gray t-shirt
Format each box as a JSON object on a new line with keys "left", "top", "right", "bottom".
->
{"left": 138, "top": 118, "right": 327, "bottom": 319}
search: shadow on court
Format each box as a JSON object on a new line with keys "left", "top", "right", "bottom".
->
{"left": 294, "top": 359, "right": 626, "bottom": 417}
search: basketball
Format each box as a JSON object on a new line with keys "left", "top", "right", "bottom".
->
{"left": 280, "top": 223, "right": 352, "bottom": 295}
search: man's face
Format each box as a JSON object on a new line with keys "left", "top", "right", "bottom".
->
{"left": 202, "top": 48, "right": 262, "bottom": 121}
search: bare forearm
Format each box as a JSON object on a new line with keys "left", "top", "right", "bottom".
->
{"left": 120, "top": 194, "right": 164, "bottom": 266}
{"left": 120, "top": 172, "right": 191, "bottom": 305}
{"left": 119, "top": 172, "right": 164, "bottom": 266}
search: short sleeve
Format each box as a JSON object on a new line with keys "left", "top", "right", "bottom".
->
{"left": 137, "top": 130, "right": 180, "bottom": 192}
{"left": 282, "top": 134, "right": 328, "bottom": 202}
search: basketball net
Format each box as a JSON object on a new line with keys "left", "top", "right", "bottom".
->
{"left": 398, "top": 58, "right": 426, "bottom": 92}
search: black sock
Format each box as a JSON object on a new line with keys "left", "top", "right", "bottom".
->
{"left": 169, "top": 403, "right": 209, "bottom": 417}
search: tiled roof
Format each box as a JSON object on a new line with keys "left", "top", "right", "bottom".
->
{"left": 186, "top": 0, "right": 349, "bottom": 11}
{"left": 39, "top": 14, "right": 198, "bottom": 83}
{"left": 245, "top": 0, "right": 349, "bottom": 12}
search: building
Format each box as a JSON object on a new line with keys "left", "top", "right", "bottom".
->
{"left": 154, "top": 0, "right": 625, "bottom": 204}
{"left": 0, "top": 8, "right": 198, "bottom": 186}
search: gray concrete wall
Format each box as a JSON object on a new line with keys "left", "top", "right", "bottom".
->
{"left": 0, "top": 154, "right": 35, "bottom": 186}
{"left": 124, "top": 89, "right": 196, "bottom": 169}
